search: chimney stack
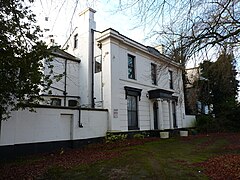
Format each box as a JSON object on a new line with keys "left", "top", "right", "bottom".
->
{"left": 155, "top": 44, "right": 165, "bottom": 54}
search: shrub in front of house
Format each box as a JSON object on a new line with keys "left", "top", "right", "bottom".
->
{"left": 105, "top": 133, "right": 128, "bottom": 143}
{"left": 195, "top": 115, "right": 221, "bottom": 133}
{"left": 133, "top": 133, "right": 145, "bottom": 139}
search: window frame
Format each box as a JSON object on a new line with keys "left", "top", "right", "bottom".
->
{"left": 124, "top": 86, "right": 142, "bottom": 130}
{"left": 169, "top": 70, "right": 173, "bottom": 89}
{"left": 151, "top": 63, "right": 157, "bottom": 85}
{"left": 95, "top": 55, "right": 102, "bottom": 73}
{"left": 50, "top": 98, "right": 61, "bottom": 106}
{"left": 73, "top": 33, "right": 78, "bottom": 48}
{"left": 128, "top": 54, "right": 135, "bottom": 79}
{"left": 68, "top": 100, "right": 79, "bottom": 107}
{"left": 127, "top": 95, "right": 139, "bottom": 130}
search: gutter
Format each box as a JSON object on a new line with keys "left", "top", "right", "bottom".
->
{"left": 63, "top": 59, "right": 67, "bottom": 106}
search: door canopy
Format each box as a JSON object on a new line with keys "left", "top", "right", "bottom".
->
{"left": 148, "top": 89, "right": 178, "bottom": 101}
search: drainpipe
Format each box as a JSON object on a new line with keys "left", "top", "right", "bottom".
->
{"left": 78, "top": 106, "right": 83, "bottom": 128}
{"left": 0, "top": 119, "right": 1, "bottom": 138}
{"left": 100, "top": 47, "right": 103, "bottom": 106}
{"left": 63, "top": 59, "right": 67, "bottom": 106}
{"left": 91, "top": 29, "right": 95, "bottom": 108}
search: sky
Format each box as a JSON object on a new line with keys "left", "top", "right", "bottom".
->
{"left": 31, "top": 0, "right": 150, "bottom": 47}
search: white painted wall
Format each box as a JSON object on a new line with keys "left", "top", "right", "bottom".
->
{"left": 51, "top": 8, "right": 187, "bottom": 132}
{"left": 74, "top": 109, "right": 108, "bottom": 139}
{"left": 0, "top": 108, "right": 107, "bottom": 146}
{"left": 94, "top": 72, "right": 103, "bottom": 108}
{"left": 63, "top": 8, "right": 96, "bottom": 107}
{"left": 184, "top": 115, "right": 196, "bottom": 127}
{"left": 44, "top": 56, "right": 80, "bottom": 97}
{"left": 97, "top": 29, "right": 186, "bottom": 131}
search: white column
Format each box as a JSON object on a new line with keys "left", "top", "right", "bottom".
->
{"left": 168, "top": 100, "right": 173, "bottom": 129}
{"left": 157, "top": 99, "right": 164, "bottom": 130}
{"left": 149, "top": 102, "right": 154, "bottom": 130}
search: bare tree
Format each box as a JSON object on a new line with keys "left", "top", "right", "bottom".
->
{"left": 117, "top": 0, "right": 240, "bottom": 58}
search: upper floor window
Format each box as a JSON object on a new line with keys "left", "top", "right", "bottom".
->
{"left": 151, "top": 63, "right": 157, "bottom": 85}
{"left": 128, "top": 54, "right": 135, "bottom": 79}
{"left": 68, "top": 100, "right": 79, "bottom": 107}
{"left": 169, "top": 70, "right": 173, "bottom": 89}
{"left": 50, "top": 98, "right": 61, "bottom": 106}
{"left": 74, "top": 34, "right": 78, "bottom": 48}
{"left": 95, "top": 55, "right": 102, "bottom": 73}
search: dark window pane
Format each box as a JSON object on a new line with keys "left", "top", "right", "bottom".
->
{"left": 128, "top": 112, "right": 132, "bottom": 127}
{"left": 95, "top": 56, "right": 102, "bottom": 73}
{"left": 169, "top": 70, "right": 173, "bottom": 89}
{"left": 131, "top": 96, "right": 137, "bottom": 110}
{"left": 151, "top": 63, "right": 157, "bottom": 85}
{"left": 74, "top": 34, "right": 78, "bottom": 48}
{"left": 127, "top": 96, "right": 132, "bottom": 109}
{"left": 128, "top": 54, "right": 135, "bottom": 79}
{"left": 127, "top": 95, "right": 138, "bottom": 130}
{"left": 128, "top": 69, "right": 133, "bottom": 79}
{"left": 131, "top": 112, "right": 137, "bottom": 126}
{"left": 51, "top": 98, "right": 61, "bottom": 106}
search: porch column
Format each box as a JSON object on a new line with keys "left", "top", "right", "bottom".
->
{"left": 168, "top": 100, "right": 173, "bottom": 129}
{"left": 157, "top": 99, "right": 164, "bottom": 130}
{"left": 149, "top": 102, "right": 154, "bottom": 130}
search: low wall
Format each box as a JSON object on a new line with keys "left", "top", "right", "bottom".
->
{"left": 0, "top": 107, "right": 108, "bottom": 147}
{"left": 184, "top": 115, "right": 196, "bottom": 128}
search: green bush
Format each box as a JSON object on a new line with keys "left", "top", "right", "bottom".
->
{"left": 218, "top": 106, "right": 240, "bottom": 132}
{"left": 195, "top": 115, "right": 221, "bottom": 133}
{"left": 105, "top": 133, "right": 128, "bottom": 143}
{"left": 133, "top": 133, "right": 145, "bottom": 139}
{"left": 189, "top": 129, "right": 198, "bottom": 135}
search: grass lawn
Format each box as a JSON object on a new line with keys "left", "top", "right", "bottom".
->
{"left": 1, "top": 133, "right": 240, "bottom": 179}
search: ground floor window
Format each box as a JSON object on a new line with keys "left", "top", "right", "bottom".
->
{"left": 127, "top": 95, "right": 138, "bottom": 130}
{"left": 153, "top": 101, "right": 158, "bottom": 130}
{"left": 124, "top": 86, "right": 142, "bottom": 130}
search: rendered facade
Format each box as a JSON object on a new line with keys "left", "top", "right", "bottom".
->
{"left": 63, "top": 8, "right": 187, "bottom": 132}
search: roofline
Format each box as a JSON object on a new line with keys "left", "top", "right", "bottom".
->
{"left": 62, "top": 27, "right": 78, "bottom": 49}
{"left": 100, "top": 28, "right": 147, "bottom": 50}
{"left": 96, "top": 28, "right": 183, "bottom": 69}
{"left": 51, "top": 49, "right": 80, "bottom": 62}
{"left": 79, "top": 7, "right": 96, "bottom": 16}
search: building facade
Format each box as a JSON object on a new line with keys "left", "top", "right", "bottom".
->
{"left": 41, "top": 48, "right": 81, "bottom": 107}
{"left": 63, "top": 8, "right": 187, "bottom": 132}
{"left": 96, "top": 29, "right": 186, "bottom": 131}
{"left": 0, "top": 8, "right": 193, "bottom": 158}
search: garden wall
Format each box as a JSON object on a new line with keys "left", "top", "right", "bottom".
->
{"left": 184, "top": 115, "right": 196, "bottom": 127}
{"left": 0, "top": 106, "right": 108, "bottom": 157}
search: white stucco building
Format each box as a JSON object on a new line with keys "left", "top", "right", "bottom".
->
{"left": 41, "top": 48, "right": 81, "bottom": 107}
{"left": 0, "top": 8, "right": 193, "bottom": 158}
{"left": 63, "top": 8, "right": 187, "bottom": 132}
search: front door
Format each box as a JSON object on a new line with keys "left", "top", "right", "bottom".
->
{"left": 153, "top": 101, "right": 158, "bottom": 129}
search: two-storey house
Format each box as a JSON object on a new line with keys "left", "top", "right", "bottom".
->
{"left": 64, "top": 8, "right": 186, "bottom": 132}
